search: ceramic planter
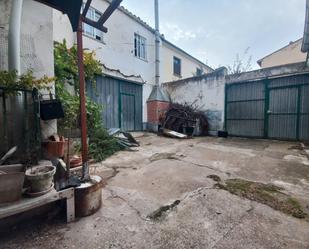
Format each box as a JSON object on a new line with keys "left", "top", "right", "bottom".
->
{"left": 25, "top": 165, "right": 56, "bottom": 193}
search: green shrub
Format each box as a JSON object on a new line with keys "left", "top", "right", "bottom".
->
{"left": 54, "top": 40, "right": 122, "bottom": 162}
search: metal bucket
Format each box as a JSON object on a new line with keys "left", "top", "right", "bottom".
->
{"left": 75, "top": 175, "right": 103, "bottom": 217}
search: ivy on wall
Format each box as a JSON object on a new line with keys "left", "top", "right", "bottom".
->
{"left": 54, "top": 40, "right": 121, "bottom": 161}
{"left": 0, "top": 70, "right": 54, "bottom": 92}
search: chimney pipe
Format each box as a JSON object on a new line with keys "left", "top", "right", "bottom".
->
{"left": 154, "top": 0, "right": 160, "bottom": 85}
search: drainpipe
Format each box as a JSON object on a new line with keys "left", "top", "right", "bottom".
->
{"left": 154, "top": 0, "right": 160, "bottom": 86}
{"left": 8, "top": 0, "right": 25, "bottom": 156}
{"left": 8, "top": 0, "right": 23, "bottom": 74}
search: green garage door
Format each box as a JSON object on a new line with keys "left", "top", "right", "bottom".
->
{"left": 225, "top": 74, "right": 309, "bottom": 141}
{"left": 87, "top": 76, "right": 143, "bottom": 131}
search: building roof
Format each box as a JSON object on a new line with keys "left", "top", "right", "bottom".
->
{"left": 104, "top": 0, "right": 213, "bottom": 70}
{"left": 257, "top": 38, "right": 303, "bottom": 66}
{"left": 302, "top": 0, "right": 309, "bottom": 52}
{"left": 35, "top": 0, "right": 82, "bottom": 31}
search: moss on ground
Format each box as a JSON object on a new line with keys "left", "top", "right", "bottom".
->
{"left": 216, "top": 179, "right": 308, "bottom": 219}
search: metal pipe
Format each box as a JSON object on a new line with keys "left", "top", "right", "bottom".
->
{"left": 154, "top": 0, "right": 160, "bottom": 86}
{"left": 8, "top": 0, "right": 23, "bottom": 74}
{"left": 77, "top": 18, "right": 90, "bottom": 181}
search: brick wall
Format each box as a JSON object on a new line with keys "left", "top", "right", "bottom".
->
{"left": 147, "top": 100, "right": 170, "bottom": 124}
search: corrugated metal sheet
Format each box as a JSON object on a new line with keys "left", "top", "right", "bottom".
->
{"left": 300, "top": 115, "right": 309, "bottom": 140}
{"left": 301, "top": 85, "right": 309, "bottom": 113}
{"left": 0, "top": 90, "right": 39, "bottom": 156}
{"left": 268, "top": 87, "right": 298, "bottom": 139}
{"left": 120, "top": 94, "right": 135, "bottom": 131}
{"left": 226, "top": 74, "right": 309, "bottom": 141}
{"left": 268, "top": 116, "right": 297, "bottom": 139}
{"left": 87, "top": 75, "right": 143, "bottom": 131}
{"left": 300, "top": 85, "right": 309, "bottom": 140}
{"left": 226, "top": 81, "right": 265, "bottom": 137}
{"left": 120, "top": 80, "right": 143, "bottom": 130}
{"left": 87, "top": 76, "right": 119, "bottom": 129}
{"left": 227, "top": 120, "right": 264, "bottom": 137}
{"left": 269, "top": 74, "right": 309, "bottom": 88}
{"left": 227, "top": 82, "right": 265, "bottom": 102}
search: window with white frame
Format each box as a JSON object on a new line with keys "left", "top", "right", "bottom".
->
{"left": 82, "top": 5, "right": 104, "bottom": 42}
{"left": 134, "top": 33, "right": 147, "bottom": 60}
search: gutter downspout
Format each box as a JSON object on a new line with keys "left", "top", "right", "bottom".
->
{"left": 154, "top": 0, "right": 160, "bottom": 86}
{"left": 8, "top": 0, "right": 25, "bottom": 156}
{"left": 8, "top": 0, "right": 23, "bottom": 74}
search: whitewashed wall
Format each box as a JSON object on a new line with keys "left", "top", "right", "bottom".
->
{"left": 163, "top": 68, "right": 227, "bottom": 135}
{"left": 22, "top": 0, "right": 56, "bottom": 138}
{"left": 52, "top": 0, "right": 212, "bottom": 124}
{"left": 0, "top": 0, "right": 56, "bottom": 139}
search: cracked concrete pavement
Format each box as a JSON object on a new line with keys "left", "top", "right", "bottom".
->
{"left": 1, "top": 133, "right": 309, "bottom": 249}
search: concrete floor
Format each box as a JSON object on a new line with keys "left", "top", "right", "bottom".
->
{"left": 1, "top": 133, "right": 309, "bottom": 249}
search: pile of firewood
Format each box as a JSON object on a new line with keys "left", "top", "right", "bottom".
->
{"left": 159, "top": 103, "right": 209, "bottom": 136}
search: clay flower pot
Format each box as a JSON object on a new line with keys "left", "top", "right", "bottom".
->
{"left": 43, "top": 138, "right": 67, "bottom": 159}
{"left": 46, "top": 141, "right": 66, "bottom": 157}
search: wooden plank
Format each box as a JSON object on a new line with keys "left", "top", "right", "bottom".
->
{"left": 66, "top": 193, "right": 75, "bottom": 223}
{"left": 0, "top": 190, "right": 59, "bottom": 219}
{"left": 0, "top": 188, "right": 74, "bottom": 221}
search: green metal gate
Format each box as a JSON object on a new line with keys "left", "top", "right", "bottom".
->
{"left": 87, "top": 75, "right": 143, "bottom": 131}
{"left": 0, "top": 87, "right": 40, "bottom": 157}
{"left": 225, "top": 74, "right": 309, "bottom": 141}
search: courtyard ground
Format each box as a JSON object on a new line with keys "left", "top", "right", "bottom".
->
{"left": 1, "top": 133, "right": 309, "bottom": 249}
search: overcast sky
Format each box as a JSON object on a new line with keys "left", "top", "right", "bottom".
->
{"left": 121, "top": 0, "right": 306, "bottom": 69}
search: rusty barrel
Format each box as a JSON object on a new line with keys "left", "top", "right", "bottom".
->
{"left": 75, "top": 175, "right": 103, "bottom": 217}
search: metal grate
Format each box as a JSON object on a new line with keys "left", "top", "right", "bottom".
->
{"left": 0, "top": 87, "right": 40, "bottom": 159}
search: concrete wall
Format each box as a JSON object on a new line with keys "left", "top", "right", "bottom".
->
{"left": 258, "top": 39, "right": 307, "bottom": 68}
{"left": 0, "top": 0, "right": 11, "bottom": 70}
{"left": 53, "top": 10, "right": 75, "bottom": 47}
{"left": 160, "top": 62, "right": 309, "bottom": 136}
{"left": 163, "top": 68, "right": 227, "bottom": 135}
{"left": 0, "top": 0, "right": 56, "bottom": 139}
{"left": 52, "top": 0, "right": 212, "bottom": 125}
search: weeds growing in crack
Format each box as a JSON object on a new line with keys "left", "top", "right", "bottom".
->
{"left": 147, "top": 200, "right": 181, "bottom": 221}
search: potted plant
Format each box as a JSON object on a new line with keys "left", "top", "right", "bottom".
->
{"left": 25, "top": 164, "right": 56, "bottom": 194}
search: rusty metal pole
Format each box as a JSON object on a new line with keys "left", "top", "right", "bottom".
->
{"left": 77, "top": 17, "right": 90, "bottom": 181}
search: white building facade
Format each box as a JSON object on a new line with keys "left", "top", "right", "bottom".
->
{"left": 53, "top": 0, "right": 212, "bottom": 128}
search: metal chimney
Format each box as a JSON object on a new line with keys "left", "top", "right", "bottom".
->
{"left": 154, "top": 0, "right": 160, "bottom": 85}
